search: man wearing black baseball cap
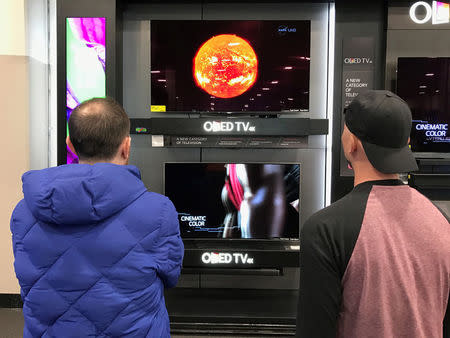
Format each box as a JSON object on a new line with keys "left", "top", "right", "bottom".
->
{"left": 297, "top": 90, "right": 450, "bottom": 338}
{"left": 343, "top": 90, "right": 418, "bottom": 176}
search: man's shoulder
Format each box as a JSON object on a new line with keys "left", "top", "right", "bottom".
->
{"left": 10, "top": 199, "right": 37, "bottom": 236}
{"left": 11, "top": 199, "right": 33, "bottom": 222}
{"left": 12, "top": 198, "right": 27, "bottom": 216}
{"left": 123, "top": 190, "right": 177, "bottom": 221}
{"left": 305, "top": 192, "right": 358, "bottom": 227}
{"left": 302, "top": 188, "right": 372, "bottom": 243}
{"left": 395, "top": 186, "right": 450, "bottom": 223}
{"left": 132, "top": 190, "right": 172, "bottom": 208}
{"left": 123, "top": 191, "right": 179, "bottom": 238}
{"left": 423, "top": 197, "right": 450, "bottom": 223}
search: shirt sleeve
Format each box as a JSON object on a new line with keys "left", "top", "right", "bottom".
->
{"left": 431, "top": 200, "right": 450, "bottom": 337}
{"left": 443, "top": 208, "right": 450, "bottom": 337}
{"left": 296, "top": 216, "right": 342, "bottom": 338}
{"left": 431, "top": 202, "right": 450, "bottom": 223}
{"left": 155, "top": 198, "right": 184, "bottom": 288}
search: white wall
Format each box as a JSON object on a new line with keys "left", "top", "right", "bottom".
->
{"left": 0, "top": 0, "right": 26, "bottom": 56}
{"left": 0, "top": 0, "right": 52, "bottom": 293}
{"left": 0, "top": 0, "right": 28, "bottom": 293}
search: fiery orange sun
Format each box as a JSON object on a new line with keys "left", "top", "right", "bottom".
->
{"left": 193, "top": 34, "right": 258, "bottom": 99}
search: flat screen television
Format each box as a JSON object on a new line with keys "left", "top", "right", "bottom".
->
{"left": 397, "top": 57, "right": 450, "bottom": 156}
{"left": 151, "top": 20, "right": 310, "bottom": 113}
{"left": 164, "top": 163, "right": 300, "bottom": 239}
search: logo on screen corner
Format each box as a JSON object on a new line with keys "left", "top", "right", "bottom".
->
{"left": 277, "top": 25, "right": 297, "bottom": 36}
{"left": 410, "top": 1, "right": 450, "bottom": 24}
{"left": 201, "top": 252, "right": 254, "bottom": 265}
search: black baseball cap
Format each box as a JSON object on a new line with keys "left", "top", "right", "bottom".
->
{"left": 344, "top": 90, "right": 418, "bottom": 174}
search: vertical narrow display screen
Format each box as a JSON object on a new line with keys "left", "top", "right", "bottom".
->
{"left": 66, "top": 17, "right": 106, "bottom": 163}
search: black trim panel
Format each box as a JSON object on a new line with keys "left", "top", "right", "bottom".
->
{"left": 130, "top": 117, "right": 328, "bottom": 136}
{"left": 0, "top": 294, "right": 22, "bottom": 308}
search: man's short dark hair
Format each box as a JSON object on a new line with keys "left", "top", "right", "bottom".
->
{"left": 68, "top": 97, "right": 130, "bottom": 161}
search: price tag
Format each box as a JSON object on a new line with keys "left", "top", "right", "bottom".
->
{"left": 151, "top": 105, "right": 166, "bottom": 112}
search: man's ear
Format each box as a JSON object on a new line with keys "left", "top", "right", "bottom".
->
{"left": 120, "top": 136, "right": 131, "bottom": 161}
{"left": 349, "top": 133, "right": 359, "bottom": 154}
{"left": 66, "top": 136, "right": 77, "bottom": 155}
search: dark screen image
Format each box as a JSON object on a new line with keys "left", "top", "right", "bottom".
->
{"left": 397, "top": 58, "right": 450, "bottom": 153}
{"left": 164, "top": 163, "right": 300, "bottom": 239}
{"left": 151, "top": 20, "right": 310, "bottom": 113}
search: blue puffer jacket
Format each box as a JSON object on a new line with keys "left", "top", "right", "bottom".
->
{"left": 10, "top": 164, "right": 184, "bottom": 337}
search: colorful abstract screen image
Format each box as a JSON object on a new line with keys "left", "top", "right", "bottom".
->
{"left": 397, "top": 58, "right": 450, "bottom": 154}
{"left": 151, "top": 21, "right": 310, "bottom": 113}
{"left": 164, "top": 163, "right": 300, "bottom": 239}
{"left": 66, "top": 17, "right": 106, "bottom": 163}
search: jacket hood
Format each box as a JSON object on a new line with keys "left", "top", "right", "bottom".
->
{"left": 22, "top": 164, "right": 148, "bottom": 225}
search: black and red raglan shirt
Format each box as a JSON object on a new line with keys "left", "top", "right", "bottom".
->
{"left": 296, "top": 180, "right": 450, "bottom": 338}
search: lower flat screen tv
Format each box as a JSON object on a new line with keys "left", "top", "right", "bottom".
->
{"left": 164, "top": 163, "right": 300, "bottom": 240}
{"left": 397, "top": 57, "right": 450, "bottom": 156}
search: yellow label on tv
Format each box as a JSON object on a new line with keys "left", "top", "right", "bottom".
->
{"left": 151, "top": 105, "right": 166, "bottom": 112}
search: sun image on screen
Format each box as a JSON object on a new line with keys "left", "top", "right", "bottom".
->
{"left": 66, "top": 17, "right": 106, "bottom": 163}
{"left": 193, "top": 34, "right": 258, "bottom": 98}
{"left": 164, "top": 163, "right": 300, "bottom": 239}
{"left": 151, "top": 20, "right": 310, "bottom": 113}
{"left": 397, "top": 58, "right": 450, "bottom": 154}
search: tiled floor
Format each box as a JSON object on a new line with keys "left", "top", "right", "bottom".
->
{"left": 0, "top": 308, "right": 282, "bottom": 337}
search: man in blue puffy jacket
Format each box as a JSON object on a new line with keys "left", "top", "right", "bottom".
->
{"left": 10, "top": 97, "right": 184, "bottom": 337}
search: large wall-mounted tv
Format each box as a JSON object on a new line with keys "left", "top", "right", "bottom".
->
{"left": 151, "top": 20, "right": 310, "bottom": 113}
{"left": 164, "top": 163, "right": 300, "bottom": 239}
{"left": 397, "top": 57, "right": 450, "bottom": 155}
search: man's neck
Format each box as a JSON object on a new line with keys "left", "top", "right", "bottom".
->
{"left": 353, "top": 165, "right": 399, "bottom": 187}
{"left": 79, "top": 158, "right": 123, "bottom": 165}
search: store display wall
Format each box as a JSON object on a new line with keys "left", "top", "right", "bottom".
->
{"left": 386, "top": 1, "right": 450, "bottom": 210}
{"left": 119, "top": 5, "right": 332, "bottom": 331}
{"left": 124, "top": 3, "right": 330, "bottom": 229}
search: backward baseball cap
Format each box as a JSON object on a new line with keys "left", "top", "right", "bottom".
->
{"left": 344, "top": 90, "right": 418, "bottom": 174}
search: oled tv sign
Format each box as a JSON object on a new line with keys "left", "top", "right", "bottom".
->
{"left": 410, "top": 1, "right": 450, "bottom": 24}
{"left": 201, "top": 252, "right": 255, "bottom": 265}
{"left": 203, "top": 121, "right": 256, "bottom": 133}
